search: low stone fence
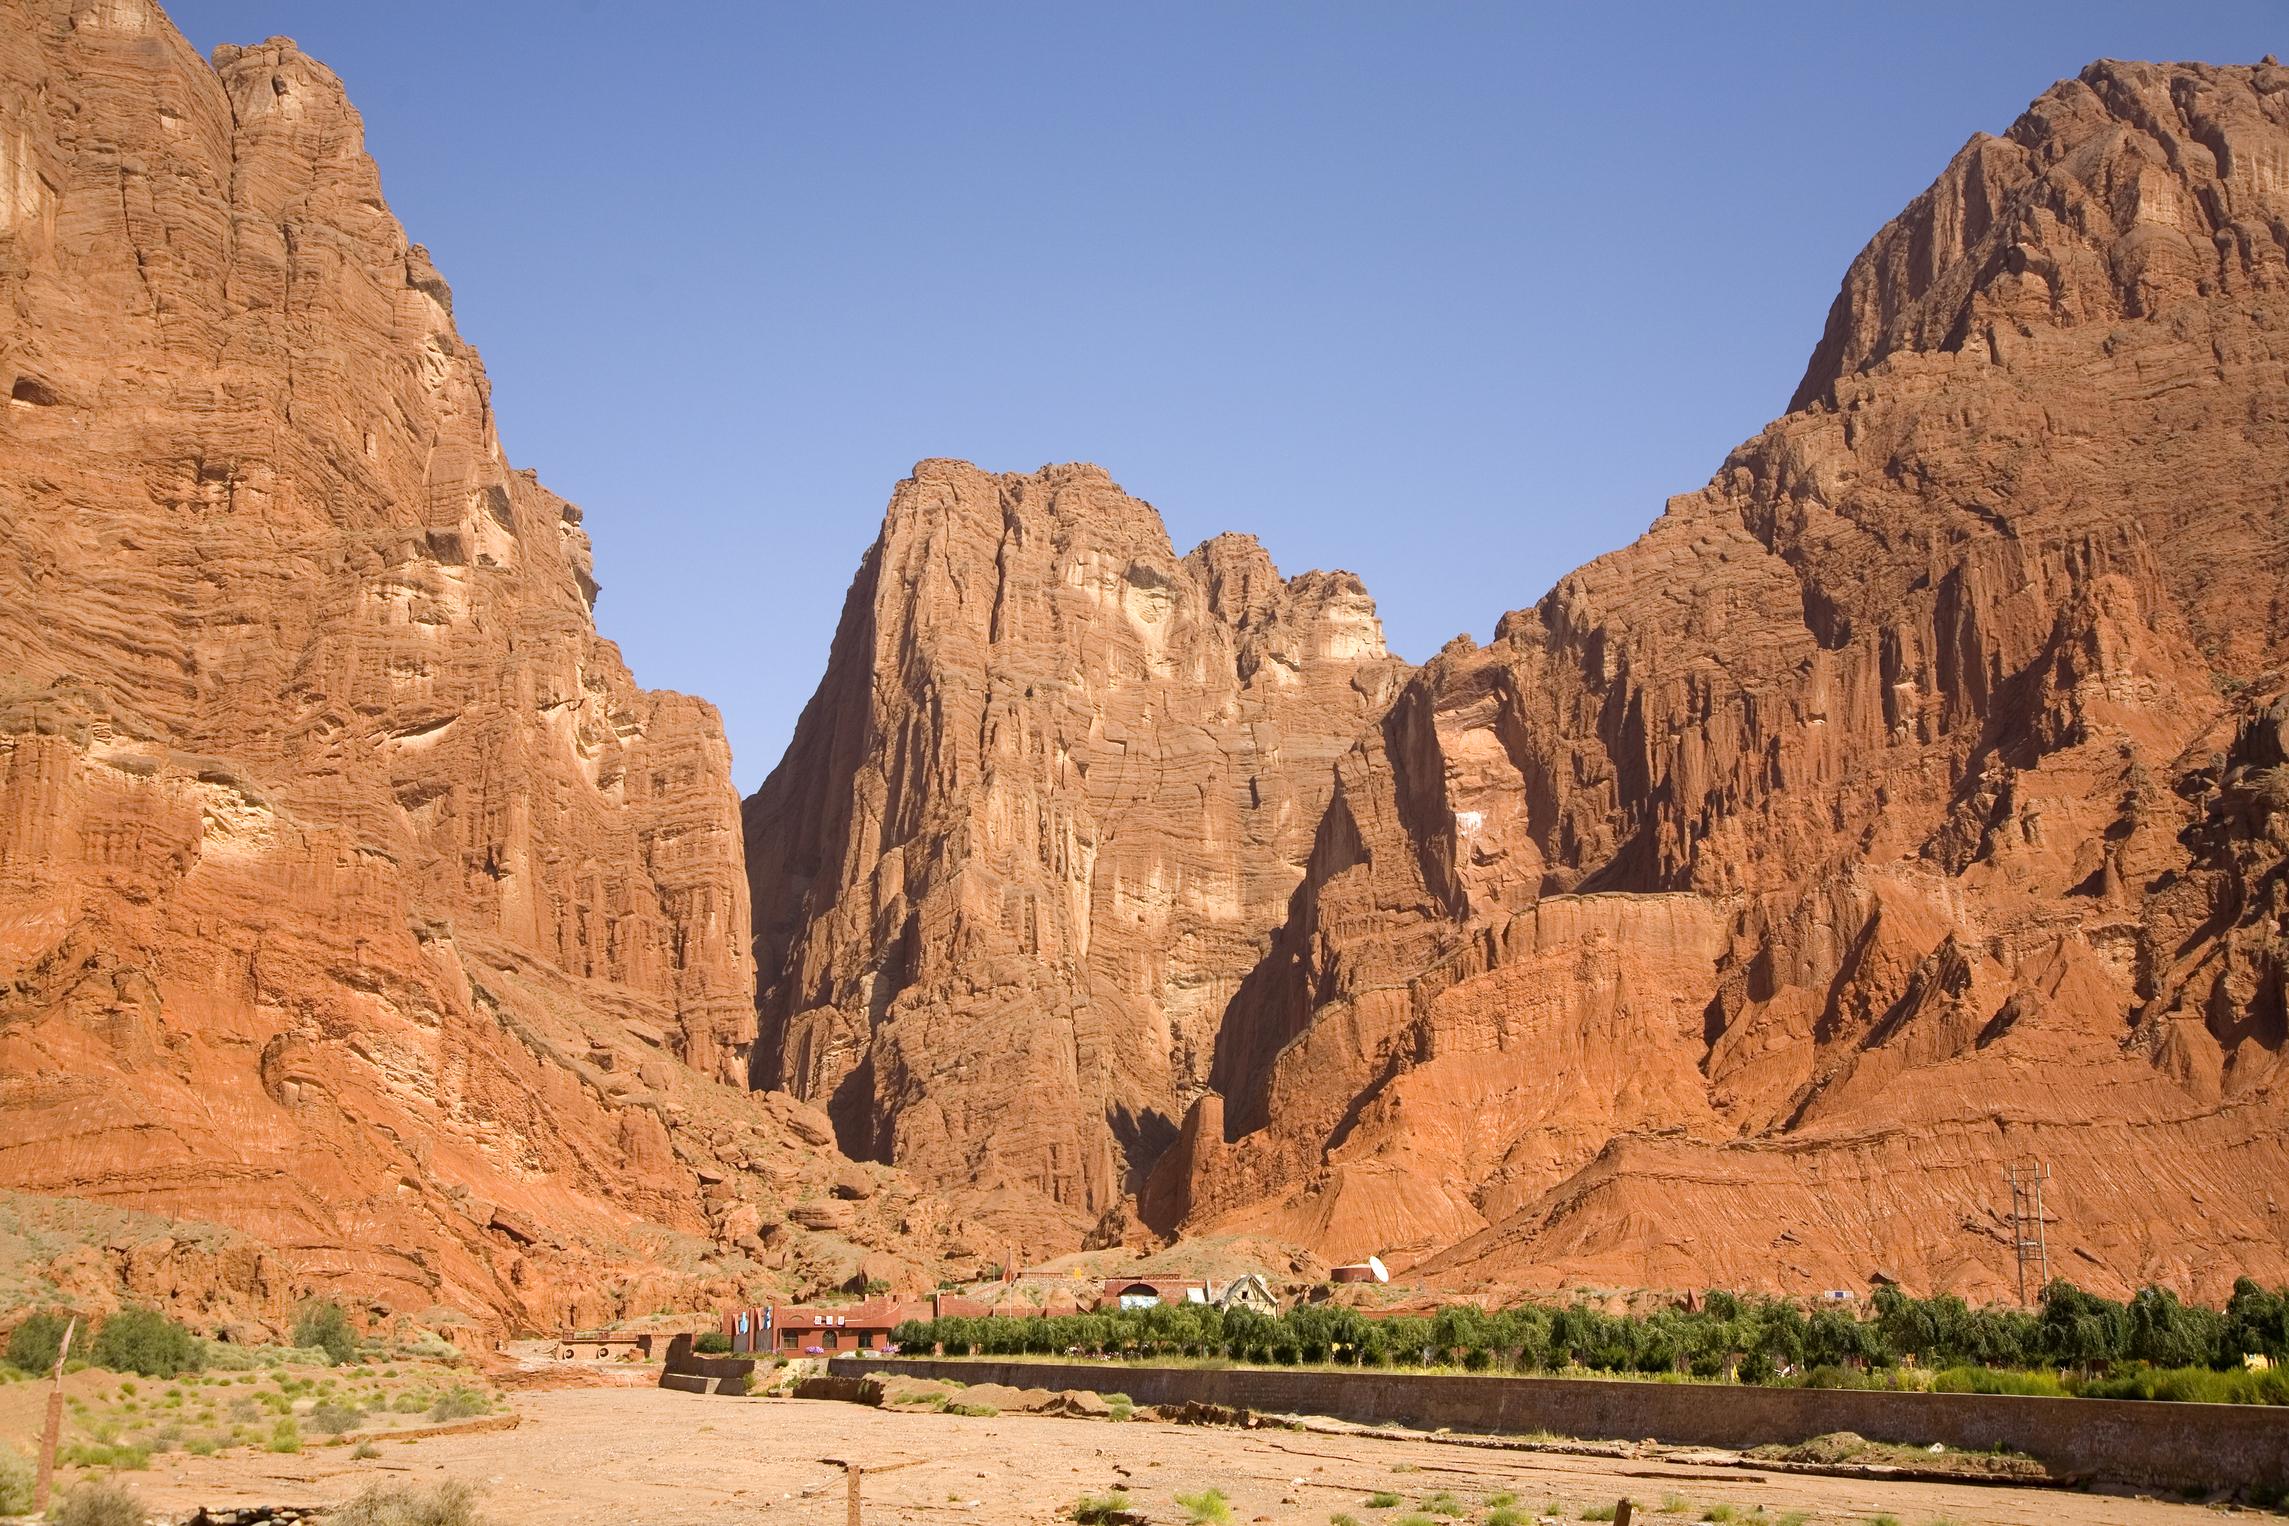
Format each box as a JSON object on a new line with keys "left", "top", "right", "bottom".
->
{"left": 659, "top": 1332, "right": 759, "bottom": 1395}
{"left": 829, "top": 1355, "right": 2289, "bottom": 1492}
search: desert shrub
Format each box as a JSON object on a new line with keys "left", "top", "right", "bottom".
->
{"left": 6, "top": 1309, "right": 74, "bottom": 1373}
{"left": 426, "top": 1386, "right": 489, "bottom": 1422}
{"left": 10, "top": 1308, "right": 88, "bottom": 1381}
{"left": 693, "top": 1330, "right": 732, "bottom": 1354}
{"left": 1485, "top": 1512, "right": 1524, "bottom": 1526}
{"left": 186, "top": 1435, "right": 222, "bottom": 1456}
{"left": 1366, "top": 1492, "right": 1401, "bottom": 1509}
{"left": 91, "top": 1308, "right": 204, "bottom": 1378}
{"left": 329, "top": 1479, "right": 484, "bottom": 1526}
{"left": 0, "top": 1444, "right": 32, "bottom": 1514}
{"left": 293, "top": 1301, "right": 359, "bottom": 1366}
{"left": 267, "top": 1417, "right": 302, "bottom": 1453}
{"left": 49, "top": 1477, "right": 146, "bottom": 1526}
{"left": 1581, "top": 1506, "right": 1618, "bottom": 1523}
{"left": 352, "top": 1439, "right": 381, "bottom": 1459}
{"left": 1072, "top": 1490, "right": 1131, "bottom": 1522}
{"left": 1417, "top": 1492, "right": 1464, "bottom": 1518}
{"left": 1176, "top": 1487, "right": 1234, "bottom": 1525}
{"left": 309, "top": 1399, "right": 367, "bottom": 1435}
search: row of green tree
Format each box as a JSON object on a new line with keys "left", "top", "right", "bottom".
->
{"left": 5, "top": 1300, "right": 363, "bottom": 1378}
{"left": 889, "top": 1278, "right": 2289, "bottom": 1384}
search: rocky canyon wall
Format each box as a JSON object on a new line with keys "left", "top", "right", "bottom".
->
{"left": 0, "top": 0, "right": 952, "bottom": 1330}
{"left": 1150, "top": 59, "right": 2289, "bottom": 1302}
{"left": 745, "top": 461, "right": 1405, "bottom": 1246}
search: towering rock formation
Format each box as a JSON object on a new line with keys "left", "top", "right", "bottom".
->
{"left": 1150, "top": 59, "right": 2289, "bottom": 1301}
{"left": 745, "top": 461, "right": 1405, "bottom": 1243}
{"left": 0, "top": 0, "right": 945, "bottom": 1328}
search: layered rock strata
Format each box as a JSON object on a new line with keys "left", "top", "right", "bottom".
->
{"left": 1149, "top": 59, "right": 2289, "bottom": 1301}
{"left": 0, "top": 0, "right": 946, "bottom": 1328}
{"left": 745, "top": 461, "right": 1405, "bottom": 1244}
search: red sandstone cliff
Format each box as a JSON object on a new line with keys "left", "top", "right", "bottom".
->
{"left": 0, "top": 0, "right": 949, "bottom": 1329}
{"left": 744, "top": 461, "right": 1405, "bottom": 1247}
{"left": 1148, "top": 59, "right": 2289, "bottom": 1301}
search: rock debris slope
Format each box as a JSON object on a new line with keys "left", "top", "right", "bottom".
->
{"left": 745, "top": 461, "right": 1405, "bottom": 1245}
{"left": 0, "top": 0, "right": 947, "bottom": 1328}
{"left": 1148, "top": 59, "right": 2289, "bottom": 1300}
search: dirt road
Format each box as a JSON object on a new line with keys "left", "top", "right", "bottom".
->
{"left": 77, "top": 1386, "right": 2223, "bottom": 1525}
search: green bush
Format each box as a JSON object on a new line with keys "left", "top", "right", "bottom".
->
{"left": 1072, "top": 1490, "right": 1132, "bottom": 1522}
{"left": 6, "top": 1309, "right": 75, "bottom": 1373}
{"left": 328, "top": 1479, "right": 484, "bottom": 1526}
{"left": 267, "top": 1417, "right": 302, "bottom": 1453}
{"left": 0, "top": 1443, "right": 32, "bottom": 1514}
{"left": 426, "top": 1386, "right": 489, "bottom": 1422}
{"left": 310, "top": 1399, "right": 368, "bottom": 1435}
{"left": 91, "top": 1308, "right": 204, "bottom": 1378}
{"left": 49, "top": 1477, "right": 146, "bottom": 1526}
{"left": 293, "top": 1301, "right": 360, "bottom": 1366}
{"left": 693, "top": 1330, "right": 732, "bottom": 1355}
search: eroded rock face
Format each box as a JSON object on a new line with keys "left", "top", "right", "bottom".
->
{"left": 0, "top": 1, "right": 948, "bottom": 1327}
{"left": 745, "top": 461, "right": 1405, "bottom": 1246}
{"left": 1153, "top": 59, "right": 2289, "bottom": 1301}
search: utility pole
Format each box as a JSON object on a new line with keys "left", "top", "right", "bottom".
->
{"left": 33, "top": 1314, "right": 77, "bottom": 1513}
{"left": 2007, "top": 1161, "right": 2050, "bottom": 1306}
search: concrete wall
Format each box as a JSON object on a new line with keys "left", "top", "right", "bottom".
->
{"left": 831, "top": 1356, "right": 2289, "bottom": 1492}
{"left": 660, "top": 1333, "right": 759, "bottom": 1396}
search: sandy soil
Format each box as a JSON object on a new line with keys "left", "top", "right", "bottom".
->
{"left": 40, "top": 1383, "right": 2233, "bottom": 1526}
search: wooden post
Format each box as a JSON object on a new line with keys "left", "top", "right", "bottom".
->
{"left": 1612, "top": 1499, "right": 1633, "bottom": 1526}
{"left": 33, "top": 1315, "right": 78, "bottom": 1513}
{"left": 846, "top": 1463, "right": 862, "bottom": 1526}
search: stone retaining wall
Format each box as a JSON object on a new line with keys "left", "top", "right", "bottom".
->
{"left": 830, "top": 1356, "right": 2288, "bottom": 1492}
{"left": 660, "top": 1332, "right": 760, "bottom": 1395}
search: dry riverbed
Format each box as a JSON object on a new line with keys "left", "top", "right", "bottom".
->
{"left": 9, "top": 1380, "right": 2248, "bottom": 1525}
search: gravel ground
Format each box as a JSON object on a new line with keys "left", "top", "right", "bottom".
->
{"left": 64, "top": 1385, "right": 2233, "bottom": 1525}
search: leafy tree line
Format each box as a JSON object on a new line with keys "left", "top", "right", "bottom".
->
{"left": 888, "top": 1278, "right": 2289, "bottom": 1390}
{"left": 5, "top": 1299, "right": 368, "bottom": 1378}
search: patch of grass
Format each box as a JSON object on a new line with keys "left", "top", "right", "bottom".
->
{"left": 1774, "top": 1514, "right": 1809, "bottom": 1526}
{"left": 1391, "top": 1516, "right": 1439, "bottom": 1526}
{"left": 1333, "top": 1515, "right": 1367, "bottom": 1526}
{"left": 1366, "top": 1492, "right": 1402, "bottom": 1509}
{"left": 49, "top": 1477, "right": 146, "bottom": 1526}
{"left": 267, "top": 1417, "right": 302, "bottom": 1453}
{"left": 57, "top": 1442, "right": 151, "bottom": 1471}
{"left": 1485, "top": 1509, "right": 1526, "bottom": 1526}
{"left": 185, "top": 1435, "right": 223, "bottom": 1457}
{"left": 945, "top": 1401, "right": 999, "bottom": 1417}
{"left": 1864, "top": 1517, "right": 1901, "bottom": 1526}
{"left": 1175, "top": 1487, "right": 1235, "bottom": 1525}
{"left": 1486, "top": 1493, "right": 1517, "bottom": 1509}
{"left": 1701, "top": 1508, "right": 1739, "bottom": 1525}
{"left": 352, "top": 1439, "right": 381, "bottom": 1459}
{"left": 1417, "top": 1490, "right": 1465, "bottom": 1517}
{"left": 1659, "top": 1497, "right": 1693, "bottom": 1516}
{"left": 1582, "top": 1506, "right": 1618, "bottom": 1523}
{"left": 328, "top": 1479, "right": 484, "bottom": 1526}
{"left": 1072, "top": 1490, "right": 1131, "bottom": 1523}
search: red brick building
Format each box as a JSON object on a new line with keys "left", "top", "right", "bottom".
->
{"left": 720, "top": 1298, "right": 920, "bottom": 1356}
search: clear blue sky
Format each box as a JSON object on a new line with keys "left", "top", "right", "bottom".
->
{"left": 168, "top": 3, "right": 2283, "bottom": 790}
